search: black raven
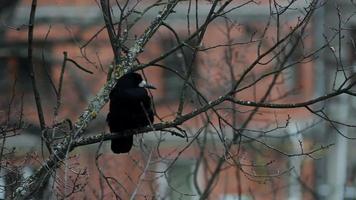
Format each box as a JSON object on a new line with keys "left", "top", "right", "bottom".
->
{"left": 107, "top": 72, "right": 155, "bottom": 153}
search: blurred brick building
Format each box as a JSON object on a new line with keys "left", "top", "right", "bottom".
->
{"left": 1, "top": 0, "right": 356, "bottom": 199}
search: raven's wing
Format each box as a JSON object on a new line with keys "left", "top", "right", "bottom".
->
{"left": 107, "top": 87, "right": 154, "bottom": 130}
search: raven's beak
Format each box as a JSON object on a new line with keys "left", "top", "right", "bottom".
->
{"left": 139, "top": 80, "right": 156, "bottom": 89}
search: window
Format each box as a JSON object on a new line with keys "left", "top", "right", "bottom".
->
{"left": 348, "top": 26, "right": 356, "bottom": 66}
{"left": 167, "top": 161, "right": 197, "bottom": 200}
{"left": 156, "top": 160, "right": 199, "bottom": 200}
{"left": 161, "top": 35, "right": 198, "bottom": 101}
{"left": 8, "top": 56, "right": 53, "bottom": 97}
{"left": 12, "top": 57, "right": 32, "bottom": 92}
{"left": 283, "top": 36, "right": 303, "bottom": 94}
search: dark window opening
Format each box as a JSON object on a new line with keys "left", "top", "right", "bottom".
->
{"left": 160, "top": 35, "right": 198, "bottom": 102}
{"left": 6, "top": 57, "right": 53, "bottom": 95}
{"left": 349, "top": 27, "right": 356, "bottom": 68}
{"left": 284, "top": 36, "right": 304, "bottom": 94}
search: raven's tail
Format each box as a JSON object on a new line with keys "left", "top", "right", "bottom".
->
{"left": 111, "top": 136, "right": 133, "bottom": 153}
